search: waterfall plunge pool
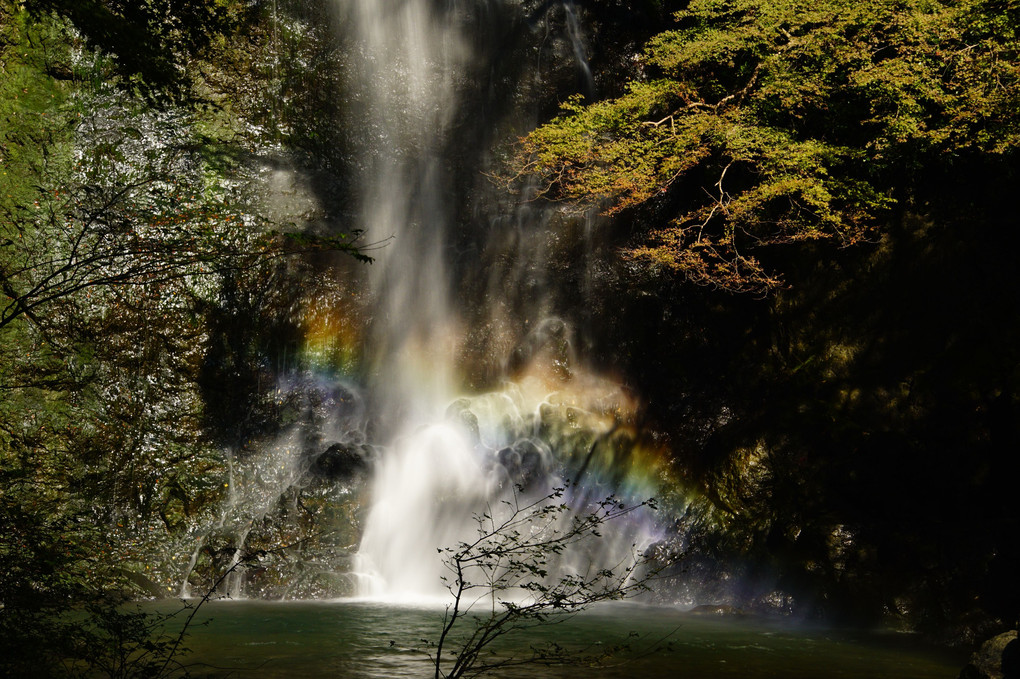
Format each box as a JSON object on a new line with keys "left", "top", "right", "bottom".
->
{"left": 167, "top": 600, "right": 964, "bottom": 678}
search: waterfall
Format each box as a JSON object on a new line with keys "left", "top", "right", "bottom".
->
{"left": 335, "top": 0, "right": 663, "bottom": 600}
{"left": 339, "top": 0, "right": 491, "bottom": 599}
{"left": 342, "top": 0, "right": 468, "bottom": 421}
{"left": 342, "top": 0, "right": 496, "bottom": 600}
{"left": 170, "top": 0, "right": 673, "bottom": 603}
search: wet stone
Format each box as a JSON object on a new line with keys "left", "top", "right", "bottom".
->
{"left": 313, "top": 442, "right": 369, "bottom": 481}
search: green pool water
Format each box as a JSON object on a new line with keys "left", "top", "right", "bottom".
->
{"left": 163, "top": 600, "right": 965, "bottom": 678}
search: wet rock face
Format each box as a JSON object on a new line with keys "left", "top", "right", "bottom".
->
{"left": 445, "top": 398, "right": 481, "bottom": 443}
{"left": 959, "top": 631, "right": 1018, "bottom": 679}
{"left": 1008, "top": 637, "right": 1020, "bottom": 679}
{"left": 313, "top": 442, "right": 370, "bottom": 481}
{"left": 496, "top": 439, "right": 550, "bottom": 489}
{"left": 506, "top": 318, "right": 572, "bottom": 379}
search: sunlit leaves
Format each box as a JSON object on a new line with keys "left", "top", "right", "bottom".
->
{"left": 511, "top": 0, "right": 1020, "bottom": 294}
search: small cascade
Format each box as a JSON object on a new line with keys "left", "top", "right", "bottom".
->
{"left": 562, "top": 0, "right": 595, "bottom": 95}
{"left": 177, "top": 376, "right": 372, "bottom": 599}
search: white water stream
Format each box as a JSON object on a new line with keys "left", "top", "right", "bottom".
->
{"left": 337, "top": 0, "right": 659, "bottom": 600}
{"left": 175, "top": 0, "right": 661, "bottom": 603}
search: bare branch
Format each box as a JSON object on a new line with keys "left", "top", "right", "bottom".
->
{"left": 427, "top": 484, "right": 663, "bottom": 679}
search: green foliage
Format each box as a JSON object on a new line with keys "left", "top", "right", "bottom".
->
{"left": 513, "top": 0, "right": 1020, "bottom": 293}
{"left": 0, "top": 2, "right": 73, "bottom": 224}
{"left": 0, "top": 465, "right": 193, "bottom": 678}
{"left": 1, "top": 2, "right": 369, "bottom": 673}
{"left": 21, "top": 0, "right": 248, "bottom": 102}
{"left": 1, "top": 11, "right": 254, "bottom": 590}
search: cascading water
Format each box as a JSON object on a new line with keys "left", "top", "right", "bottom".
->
{"left": 176, "top": 0, "right": 694, "bottom": 604}
{"left": 339, "top": 0, "right": 664, "bottom": 600}
{"left": 338, "top": 0, "right": 493, "bottom": 598}
{"left": 341, "top": 0, "right": 467, "bottom": 418}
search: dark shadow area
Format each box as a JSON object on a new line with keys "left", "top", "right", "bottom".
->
{"left": 590, "top": 152, "right": 1020, "bottom": 640}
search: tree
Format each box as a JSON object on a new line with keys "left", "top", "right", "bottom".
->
{"left": 510, "top": 0, "right": 1020, "bottom": 294}
{"left": 0, "top": 4, "right": 372, "bottom": 674}
{"left": 428, "top": 485, "right": 660, "bottom": 679}
{"left": 1, "top": 0, "right": 369, "bottom": 333}
{"left": 0, "top": 465, "right": 268, "bottom": 678}
{"left": 0, "top": 83, "right": 365, "bottom": 334}
{"left": 21, "top": 0, "right": 247, "bottom": 102}
{"left": 0, "top": 466, "right": 190, "bottom": 679}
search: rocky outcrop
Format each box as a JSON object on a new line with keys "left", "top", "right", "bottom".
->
{"left": 959, "top": 631, "right": 1018, "bottom": 679}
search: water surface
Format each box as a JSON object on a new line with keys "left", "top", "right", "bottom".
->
{"left": 174, "top": 601, "right": 964, "bottom": 678}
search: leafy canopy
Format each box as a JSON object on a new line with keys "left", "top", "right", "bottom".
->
{"left": 513, "top": 0, "right": 1020, "bottom": 293}
{"left": 21, "top": 0, "right": 247, "bottom": 101}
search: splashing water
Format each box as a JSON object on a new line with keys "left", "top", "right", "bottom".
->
{"left": 353, "top": 363, "right": 666, "bottom": 600}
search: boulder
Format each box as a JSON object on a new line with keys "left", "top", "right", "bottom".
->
{"left": 960, "top": 630, "right": 1018, "bottom": 679}
{"left": 313, "top": 442, "right": 369, "bottom": 481}
{"left": 445, "top": 398, "right": 480, "bottom": 443}
{"left": 496, "top": 439, "right": 550, "bottom": 488}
